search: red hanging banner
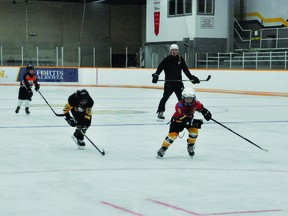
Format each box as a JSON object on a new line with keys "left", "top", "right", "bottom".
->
{"left": 154, "top": 0, "right": 160, "bottom": 36}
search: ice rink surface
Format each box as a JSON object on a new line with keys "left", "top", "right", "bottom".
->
{"left": 0, "top": 85, "right": 288, "bottom": 216}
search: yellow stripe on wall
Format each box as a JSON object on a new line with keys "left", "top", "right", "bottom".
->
{"left": 246, "top": 12, "right": 288, "bottom": 27}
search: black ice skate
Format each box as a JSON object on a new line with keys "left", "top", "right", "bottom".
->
{"left": 187, "top": 144, "right": 195, "bottom": 158}
{"left": 25, "top": 107, "right": 30, "bottom": 115}
{"left": 15, "top": 106, "right": 20, "bottom": 114}
{"left": 156, "top": 146, "right": 167, "bottom": 159}
{"left": 71, "top": 135, "right": 85, "bottom": 150}
{"left": 77, "top": 139, "right": 86, "bottom": 150}
{"left": 157, "top": 112, "right": 165, "bottom": 122}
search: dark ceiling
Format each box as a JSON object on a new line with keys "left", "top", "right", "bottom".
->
{"left": 28, "top": 0, "right": 146, "bottom": 4}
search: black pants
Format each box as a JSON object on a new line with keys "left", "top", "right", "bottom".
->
{"left": 157, "top": 82, "right": 184, "bottom": 113}
{"left": 71, "top": 109, "right": 92, "bottom": 128}
{"left": 18, "top": 86, "right": 32, "bottom": 101}
{"left": 71, "top": 111, "right": 91, "bottom": 141}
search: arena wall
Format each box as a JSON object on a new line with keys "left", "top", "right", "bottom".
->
{"left": 0, "top": 67, "right": 287, "bottom": 97}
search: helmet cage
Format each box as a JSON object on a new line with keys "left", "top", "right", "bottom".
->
{"left": 26, "top": 65, "right": 35, "bottom": 73}
{"left": 182, "top": 88, "right": 196, "bottom": 105}
{"left": 77, "top": 89, "right": 89, "bottom": 105}
{"left": 170, "top": 44, "right": 179, "bottom": 56}
{"left": 183, "top": 96, "right": 195, "bottom": 105}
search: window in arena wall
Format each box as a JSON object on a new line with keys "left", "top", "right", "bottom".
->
{"left": 197, "top": 0, "right": 214, "bottom": 15}
{"left": 168, "top": 0, "right": 192, "bottom": 17}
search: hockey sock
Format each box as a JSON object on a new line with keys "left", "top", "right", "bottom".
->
{"left": 24, "top": 100, "right": 30, "bottom": 108}
{"left": 17, "top": 100, "right": 24, "bottom": 107}
{"left": 161, "top": 132, "right": 178, "bottom": 148}
{"left": 187, "top": 128, "right": 198, "bottom": 144}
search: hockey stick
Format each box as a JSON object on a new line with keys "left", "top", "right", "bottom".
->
{"left": 158, "top": 75, "right": 211, "bottom": 82}
{"left": 211, "top": 118, "right": 268, "bottom": 152}
{"left": 79, "top": 130, "right": 105, "bottom": 155}
{"left": 38, "top": 90, "right": 65, "bottom": 117}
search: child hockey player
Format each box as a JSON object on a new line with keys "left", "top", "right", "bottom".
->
{"left": 156, "top": 88, "right": 212, "bottom": 158}
{"left": 15, "top": 65, "right": 40, "bottom": 114}
{"left": 63, "top": 89, "right": 94, "bottom": 150}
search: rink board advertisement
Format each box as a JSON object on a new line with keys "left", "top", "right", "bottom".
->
{"left": 0, "top": 67, "right": 19, "bottom": 82}
{"left": 17, "top": 67, "right": 78, "bottom": 82}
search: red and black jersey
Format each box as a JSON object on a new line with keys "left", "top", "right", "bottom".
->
{"left": 20, "top": 72, "right": 39, "bottom": 90}
{"left": 172, "top": 99, "right": 203, "bottom": 120}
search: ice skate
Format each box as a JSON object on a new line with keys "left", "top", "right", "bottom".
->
{"left": 77, "top": 139, "right": 86, "bottom": 150}
{"left": 157, "top": 112, "right": 165, "bottom": 122}
{"left": 25, "top": 107, "right": 30, "bottom": 115}
{"left": 15, "top": 106, "right": 20, "bottom": 114}
{"left": 187, "top": 144, "right": 195, "bottom": 158}
{"left": 156, "top": 146, "right": 167, "bottom": 159}
{"left": 71, "top": 135, "right": 85, "bottom": 150}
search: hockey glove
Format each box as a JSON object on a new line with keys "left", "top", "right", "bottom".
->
{"left": 65, "top": 117, "right": 77, "bottom": 127}
{"left": 191, "top": 119, "right": 203, "bottom": 129}
{"left": 27, "top": 89, "right": 33, "bottom": 97}
{"left": 200, "top": 107, "right": 212, "bottom": 121}
{"left": 191, "top": 75, "right": 200, "bottom": 84}
{"left": 76, "top": 125, "right": 88, "bottom": 134}
{"left": 171, "top": 117, "right": 182, "bottom": 124}
{"left": 180, "top": 114, "right": 193, "bottom": 126}
{"left": 152, "top": 73, "right": 159, "bottom": 84}
{"left": 81, "top": 126, "right": 88, "bottom": 134}
{"left": 35, "top": 84, "right": 40, "bottom": 92}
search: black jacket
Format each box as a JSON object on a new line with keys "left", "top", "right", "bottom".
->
{"left": 154, "top": 55, "right": 194, "bottom": 81}
{"left": 63, "top": 93, "right": 94, "bottom": 127}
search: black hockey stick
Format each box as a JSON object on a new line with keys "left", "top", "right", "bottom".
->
{"left": 38, "top": 90, "right": 65, "bottom": 117}
{"left": 79, "top": 130, "right": 105, "bottom": 155}
{"left": 158, "top": 75, "right": 211, "bottom": 82}
{"left": 211, "top": 118, "right": 268, "bottom": 152}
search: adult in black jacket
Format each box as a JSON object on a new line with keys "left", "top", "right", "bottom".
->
{"left": 152, "top": 44, "right": 200, "bottom": 120}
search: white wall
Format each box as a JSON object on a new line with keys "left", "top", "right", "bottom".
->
{"left": 0, "top": 67, "right": 19, "bottom": 82}
{"left": 146, "top": 0, "right": 191, "bottom": 42}
{"left": 91, "top": 68, "right": 288, "bottom": 96}
{"left": 245, "top": 0, "right": 288, "bottom": 27}
{"left": 194, "top": 0, "right": 229, "bottom": 38}
{"left": 1, "top": 67, "right": 288, "bottom": 96}
{"left": 146, "top": 0, "right": 229, "bottom": 43}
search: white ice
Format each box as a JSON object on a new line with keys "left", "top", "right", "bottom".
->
{"left": 0, "top": 85, "right": 288, "bottom": 216}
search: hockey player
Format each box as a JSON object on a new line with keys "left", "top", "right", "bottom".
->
{"left": 156, "top": 88, "right": 212, "bottom": 158}
{"left": 151, "top": 44, "right": 200, "bottom": 121}
{"left": 63, "top": 89, "right": 94, "bottom": 150}
{"left": 15, "top": 65, "right": 40, "bottom": 115}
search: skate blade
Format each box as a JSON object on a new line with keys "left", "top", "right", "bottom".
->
{"left": 156, "top": 155, "right": 163, "bottom": 159}
{"left": 78, "top": 146, "right": 85, "bottom": 150}
{"left": 157, "top": 118, "right": 164, "bottom": 122}
{"left": 72, "top": 135, "right": 85, "bottom": 150}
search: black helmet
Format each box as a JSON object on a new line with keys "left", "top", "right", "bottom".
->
{"left": 76, "top": 89, "right": 89, "bottom": 101}
{"left": 26, "top": 65, "right": 34, "bottom": 72}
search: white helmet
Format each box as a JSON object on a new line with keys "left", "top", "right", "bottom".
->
{"left": 182, "top": 88, "right": 196, "bottom": 105}
{"left": 170, "top": 44, "right": 179, "bottom": 51}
